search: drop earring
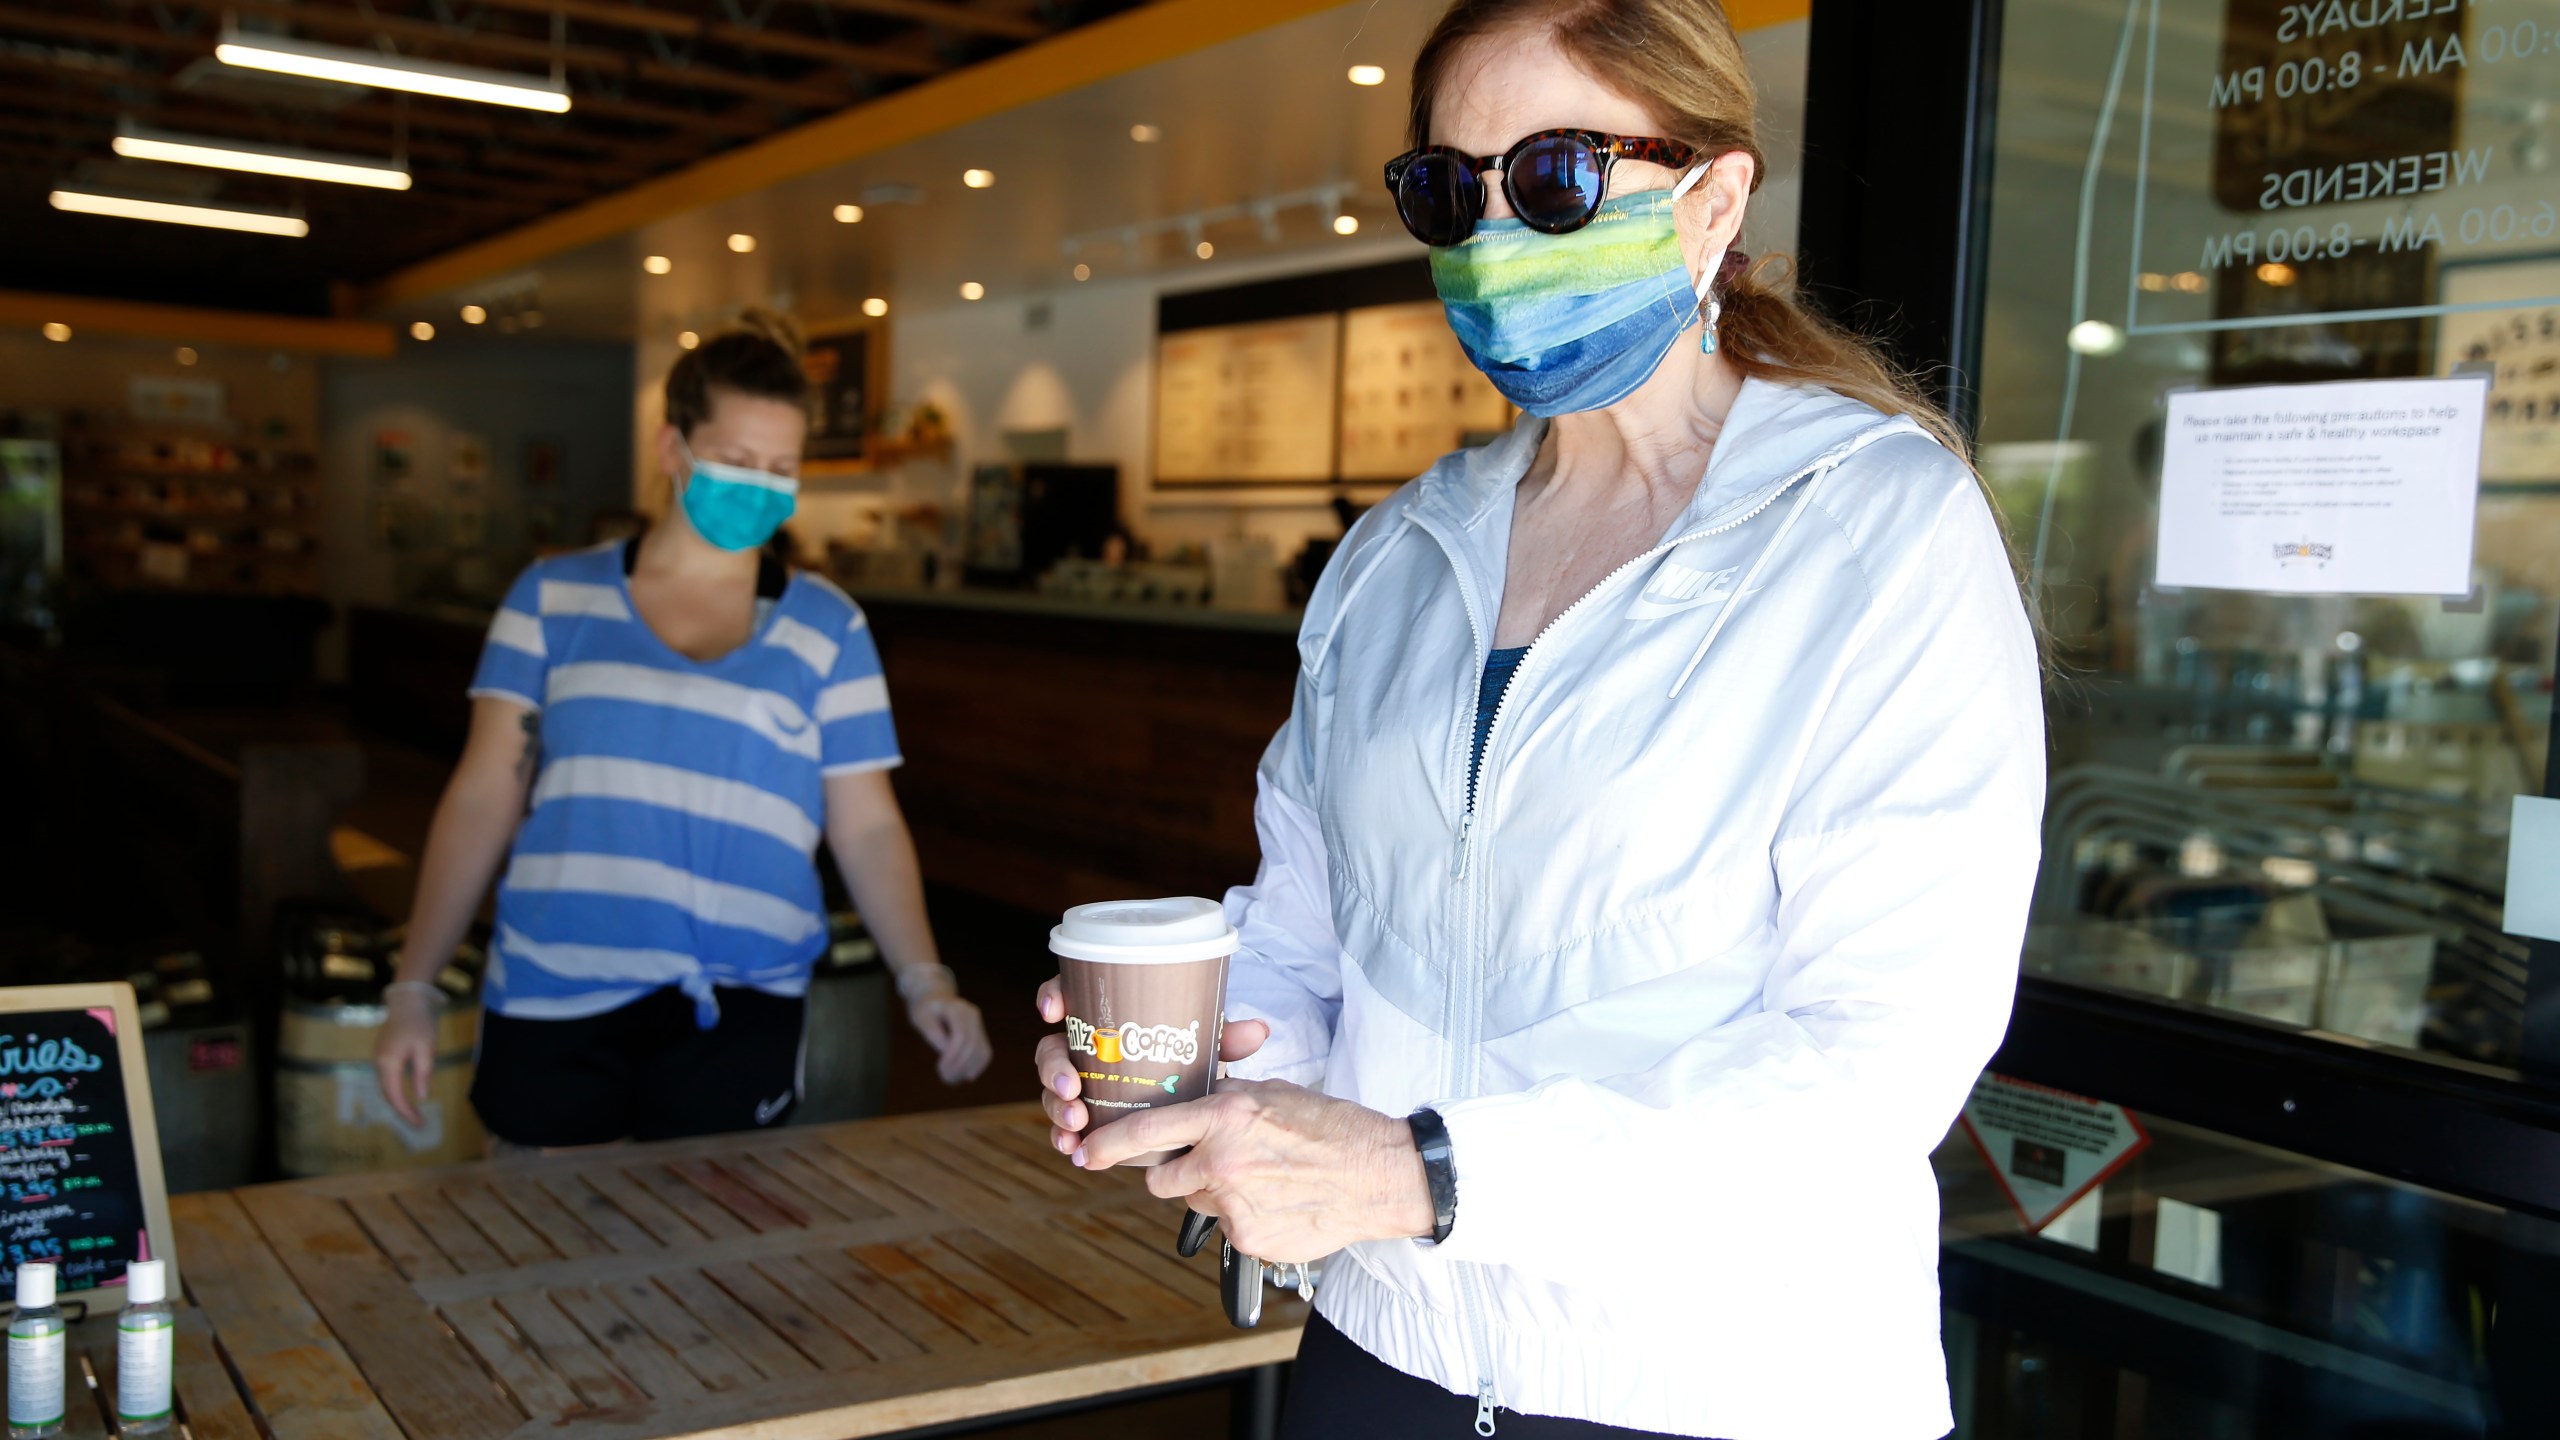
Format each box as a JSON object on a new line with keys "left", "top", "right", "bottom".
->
{"left": 1699, "top": 292, "right": 1723, "bottom": 356}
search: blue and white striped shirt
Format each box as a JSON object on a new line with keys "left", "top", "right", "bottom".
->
{"left": 468, "top": 543, "right": 901, "bottom": 1026}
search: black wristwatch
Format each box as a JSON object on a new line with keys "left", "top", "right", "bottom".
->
{"left": 1407, "top": 1107, "right": 1458, "bottom": 1245}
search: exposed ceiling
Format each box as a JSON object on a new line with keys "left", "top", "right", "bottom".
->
{"left": 0, "top": 0, "right": 1144, "bottom": 315}
{"left": 377, "top": 0, "right": 1811, "bottom": 346}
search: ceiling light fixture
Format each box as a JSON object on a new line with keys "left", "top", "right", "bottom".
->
{"left": 1195, "top": 240, "right": 1215, "bottom": 259}
{"left": 2065, "top": 319, "right": 2126, "bottom": 356}
{"left": 460, "top": 304, "right": 487, "bottom": 324}
{"left": 862, "top": 297, "right": 889, "bottom": 317}
{"left": 410, "top": 321, "right": 435, "bottom": 341}
{"left": 1348, "top": 64, "right": 1387, "bottom": 86}
{"left": 113, "top": 122, "right": 410, "bottom": 190}
{"left": 41, "top": 323, "right": 70, "bottom": 343}
{"left": 1073, "top": 263, "right": 1091, "bottom": 282}
{"left": 959, "top": 281, "right": 985, "bottom": 301}
{"left": 215, "top": 23, "right": 571, "bottom": 112}
{"left": 1332, "top": 213, "right": 1361, "bottom": 235}
{"left": 962, "top": 169, "right": 995, "bottom": 189}
{"left": 833, "top": 204, "right": 863, "bottom": 224}
{"left": 1129, "top": 124, "right": 1161, "bottom": 143}
{"left": 677, "top": 330, "right": 699, "bottom": 349}
{"left": 726, "top": 234, "right": 756, "bottom": 253}
{"left": 643, "top": 255, "right": 672, "bottom": 274}
{"left": 50, "top": 188, "right": 308, "bottom": 236}
{"left": 175, "top": 346, "right": 198, "bottom": 365}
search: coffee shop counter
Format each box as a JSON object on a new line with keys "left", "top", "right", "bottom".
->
{"left": 346, "top": 591, "right": 1302, "bottom": 914}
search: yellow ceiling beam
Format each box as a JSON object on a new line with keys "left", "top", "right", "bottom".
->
{"left": 359, "top": 0, "right": 1352, "bottom": 311}
{"left": 1726, "top": 0, "right": 1814, "bottom": 29}
{"left": 0, "top": 290, "right": 397, "bottom": 356}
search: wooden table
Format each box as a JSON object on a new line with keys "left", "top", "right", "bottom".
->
{"left": 107, "top": 1104, "right": 1307, "bottom": 1440}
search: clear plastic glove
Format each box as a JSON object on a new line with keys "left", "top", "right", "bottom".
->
{"left": 899, "top": 965, "right": 992, "bottom": 1084}
{"left": 372, "top": 981, "right": 445, "bottom": 1127}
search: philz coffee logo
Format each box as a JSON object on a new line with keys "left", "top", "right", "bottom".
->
{"left": 1065, "top": 1015, "right": 1202, "bottom": 1067}
{"left": 2274, "top": 539, "right": 2334, "bottom": 568}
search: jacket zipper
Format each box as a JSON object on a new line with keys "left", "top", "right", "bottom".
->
{"left": 1421, "top": 454, "right": 1836, "bottom": 1436}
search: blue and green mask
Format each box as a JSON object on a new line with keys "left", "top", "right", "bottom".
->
{"left": 1430, "top": 171, "right": 1722, "bottom": 417}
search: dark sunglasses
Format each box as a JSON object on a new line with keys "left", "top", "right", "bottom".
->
{"left": 1383, "top": 129, "right": 1701, "bottom": 247}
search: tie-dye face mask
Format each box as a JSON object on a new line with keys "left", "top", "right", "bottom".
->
{"left": 1429, "top": 167, "right": 1720, "bottom": 417}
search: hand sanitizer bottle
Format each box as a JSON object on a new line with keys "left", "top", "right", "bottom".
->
{"left": 7, "top": 1262, "right": 65, "bottom": 1440}
{"left": 115, "top": 1261, "right": 173, "bottom": 1436}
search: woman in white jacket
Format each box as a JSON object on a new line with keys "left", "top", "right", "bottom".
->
{"left": 1034, "top": 2, "right": 2044, "bottom": 1436}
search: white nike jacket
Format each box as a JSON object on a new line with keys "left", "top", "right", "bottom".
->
{"left": 1220, "top": 378, "right": 2046, "bottom": 1440}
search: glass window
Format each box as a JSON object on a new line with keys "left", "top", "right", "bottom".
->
{"left": 1977, "top": 0, "right": 2558, "bottom": 1072}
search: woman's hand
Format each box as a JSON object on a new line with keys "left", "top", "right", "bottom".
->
{"left": 1083, "top": 1081, "right": 1433, "bottom": 1264}
{"left": 372, "top": 982, "right": 443, "bottom": 1128}
{"left": 905, "top": 982, "right": 992, "bottom": 1084}
{"left": 1034, "top": 976, "right": 1268, "bottom": 1150}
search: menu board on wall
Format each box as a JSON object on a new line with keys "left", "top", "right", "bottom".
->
{"left": 0, "top": 985, "right": 175, "bottom": 1304}
{"left": 1154, "top": 315, "right": 1341, "bottom": 484}
{"left": 2440, "top": 258, "right": 2560, "bottom": 485}
{"left": 1339, "top": 301, "right": 1514, "bottom": 481}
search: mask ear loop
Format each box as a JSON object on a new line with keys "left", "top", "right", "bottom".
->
{"left": 1668, "top": 162, "right": 1727, "bottom": 356}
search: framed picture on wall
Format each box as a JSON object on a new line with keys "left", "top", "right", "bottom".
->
{"left": 2438, "top": 254, "right": 2560, "bottom": 488}
{"left": 803, "top": 318, "right": 889, "bottom": 463}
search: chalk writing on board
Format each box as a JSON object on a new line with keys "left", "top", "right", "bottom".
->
{"left": 0, "top": 1012, "right": 149, "bottom": 1293}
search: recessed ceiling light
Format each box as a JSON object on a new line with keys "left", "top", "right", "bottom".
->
{"left": 113, "top": 122, "right": 411, "bottom": 190}
{"left": 833, "top": 204, "right": 863, "bottom": 224}
{"left": 727, "top": 234, "right": 755, "bottom": 253}
{"left": 41, "top": 323, "right": 70, "bottom": 342}
{"left": 959, "top": 281, "right": 985, "bottom": 301}
{"left": 174, "top": 346, "right": 198, "bottom": 365}
{"left": 677, "top": 330, "right": 699, "bottom": 349}
{"left": 2255, "top": 261, "right": 2296, "bottom": 287}
{"left": 1348, "top": 64, "right": 1386, "bottom": 86}
{"left": 1333, "top": 214, "right": 1361, "bottom": 236}
{"left": 962, "top": 169, "right": 994, "bottom": 189}
{"left": 50, "top": 188, "right": 307, "bottom": 236}
{"left": 1073, "top": 263, "right": 1091, "bottom": 282}
{"left": 643, "top": 254, "right": 672, "bottom": 274}
{"left": 460, "top": 304, "right": 488, "bottom": 324}
{"left": 862, "top": 297, "right": 889, "bottom": 317}
{"left": 410, "top": 321, "right": 435, "bottom": 341}
{"left": 214, "top": 22, "right": 570, "bottom": 111}
{"left": 2064, "top": 319, "right": 2125, "bottom": 356}
{"left": 1129, "top": 124, "right": 1161, "bottom": 143}
{"left": 1194, "top": 240, "right": 1215, "bottom": 260}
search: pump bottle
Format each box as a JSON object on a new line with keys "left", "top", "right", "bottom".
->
{"left": 7, "top": 1262, "right": 65, "bottom": 1440}
{"left": 116, "top": 1260, "right": 173, "bottom": 1436}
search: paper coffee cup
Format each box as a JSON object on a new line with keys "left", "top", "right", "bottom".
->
{"left": 1050, "top": 897, "right": 1237, "bottom": 1167}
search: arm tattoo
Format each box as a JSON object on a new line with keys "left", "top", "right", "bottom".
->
{"left": 516, "top": 710, "right": 542, "bottom": 790}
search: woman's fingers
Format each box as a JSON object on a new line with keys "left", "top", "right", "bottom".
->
{"left": 1218, "top": 1018, "right": 1269, "bottom": 1062}
{"left": 377, "top": 1042, "right": 426, "bottom": 1128}
{"left": 1035, "top": 976, "right": 1063, "bottom": 1023}
{"left": 1035, "top": 1034, "right": 1085, "bottom": 1133}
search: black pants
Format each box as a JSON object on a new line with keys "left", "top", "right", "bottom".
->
{"left": 470, "top": 985, "right": 805, "bottom": 1147}
{"left": 1281, "top": 1311, "right": 1710, "bottom": 1439}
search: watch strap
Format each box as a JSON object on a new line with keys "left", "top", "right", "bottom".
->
{"left": 1407, "top": 1107, "right": 1458, "bottom": 1245}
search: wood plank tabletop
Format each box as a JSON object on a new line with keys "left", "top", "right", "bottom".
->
{"left": 205, "top": 1103, "right": 1306, "bottom": 1440}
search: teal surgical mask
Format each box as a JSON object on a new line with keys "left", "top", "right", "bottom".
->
{"left": 677, "top": 442, "right": 797, "bottom": 551}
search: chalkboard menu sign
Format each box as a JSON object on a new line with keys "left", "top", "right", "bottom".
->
{"left": 0, "top": 985, "right": 175, "bottom": 1305}
{"left": 804, "top": 323, "right": 886, "bottom": 462}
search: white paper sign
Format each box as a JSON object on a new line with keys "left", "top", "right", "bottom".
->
{"left": 2507, "top": 796, "right": 2560, "bottom": 944}
{"left": 2157, "top": 377, "right": 2486, "bottom": 596}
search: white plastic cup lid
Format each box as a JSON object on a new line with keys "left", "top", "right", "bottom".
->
{"left": 1049, "top": 896, "right": 1238, "bottom": 963}
{"left": 15, "top": 1261, "right": 55, "bottom": 1309}
{"left": 124, "top": 1259, "right": 165, "bottom": 1305}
